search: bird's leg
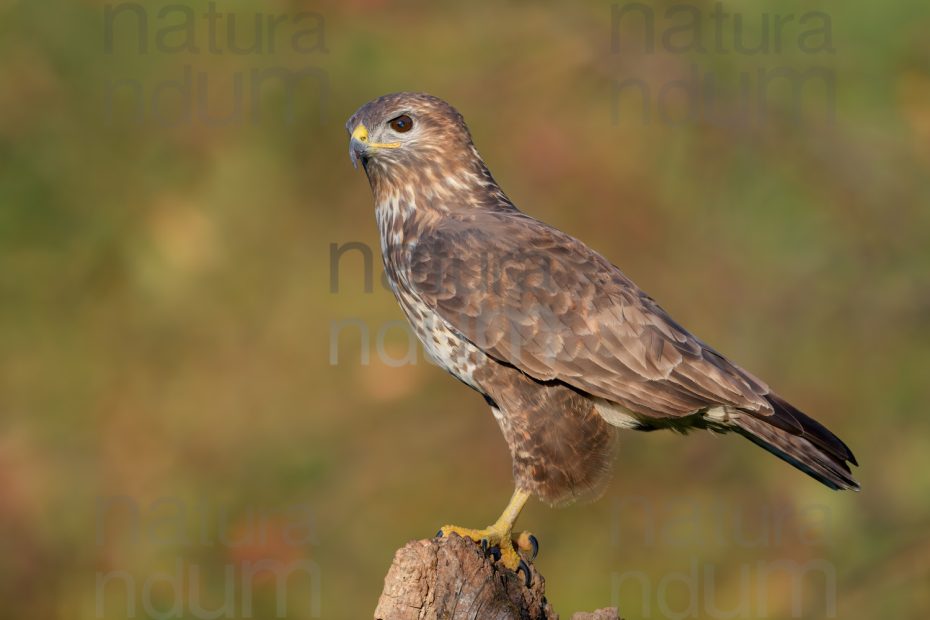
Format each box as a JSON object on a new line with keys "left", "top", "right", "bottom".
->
{"left": 436, "top": 488, "right": 537, "bottom": 581}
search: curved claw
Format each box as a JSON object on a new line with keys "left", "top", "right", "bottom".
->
{"left": 480, "top": 539, "right": 488, "bottom": 552}
{"left": 435, "top": 529, "right": 444, "bottom": 538}
{"left": 514, "top": 531, "right": 539, "bottom": 560}
{"left": 516, "top": 559, "right": 532, "bottom": 588}
{"left": 488, "top": 546, "right": 501, "bottom": 562}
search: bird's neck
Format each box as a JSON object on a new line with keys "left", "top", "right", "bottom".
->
{"left": 372, "top": 178, "right": 449, "bottom": 259}
{"left": 368, "top": 155, "right": 516, "bottom": 248}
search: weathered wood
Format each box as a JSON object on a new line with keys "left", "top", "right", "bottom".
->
{"left": 374, "top": 534, "right": 620, "bottom": 620}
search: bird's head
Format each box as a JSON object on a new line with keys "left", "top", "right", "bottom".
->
{"left": 346, "top": 92, "right": 477, "bottom": 176}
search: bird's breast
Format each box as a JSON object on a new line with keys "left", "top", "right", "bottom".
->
{"left": 374, "top": 195, "right": 488, "bottom": 392}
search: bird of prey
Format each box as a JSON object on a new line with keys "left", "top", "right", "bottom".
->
{"left": 346, "top": 92, "right": 859, "bottom": 583}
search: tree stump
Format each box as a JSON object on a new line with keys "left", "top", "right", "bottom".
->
{"left": 374, "top": 534, "right": 620, "bottom": 620}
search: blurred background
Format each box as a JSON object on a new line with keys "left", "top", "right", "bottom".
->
{"left": 2, "top": 0, "right": 929, "bottom": 618}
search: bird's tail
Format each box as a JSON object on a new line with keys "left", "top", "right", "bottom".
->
{"left": 733, "top": 394, "right": 859, "bottom": 491}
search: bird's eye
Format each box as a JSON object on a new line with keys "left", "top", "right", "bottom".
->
{"left": 388, "top": 114, "right": 413, "bottom": 133}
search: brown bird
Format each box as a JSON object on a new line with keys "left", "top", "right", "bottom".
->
{"left": 346, "top": 92, "right": 859, "bottom": 583}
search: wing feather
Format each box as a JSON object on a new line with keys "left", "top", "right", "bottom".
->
{"left": 407, "top": 212, "right": 773, "bottom": 420}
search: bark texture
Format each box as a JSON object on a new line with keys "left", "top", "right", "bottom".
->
{"left": 374, "top": 534, "right": 620, "bottom": 620}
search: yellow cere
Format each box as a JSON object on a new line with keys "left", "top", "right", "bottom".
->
{"left": 352, "top": 123, "right": 401, "bottom": 149}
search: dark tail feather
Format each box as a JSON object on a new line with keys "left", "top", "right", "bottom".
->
{"left": 733, "top": 394, "right": 860, "bottom": 491}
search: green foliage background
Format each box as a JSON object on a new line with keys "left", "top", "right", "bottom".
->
{"left": 1, "top": 0, "right": 928, "bottom": 618}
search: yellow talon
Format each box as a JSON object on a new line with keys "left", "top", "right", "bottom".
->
{"left": 438, "top": 524, "right": 527, "bottom": 569}
{"left": 436, "top": 488, "right": 534, "bottom": 573}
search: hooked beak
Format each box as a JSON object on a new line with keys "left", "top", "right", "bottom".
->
{"left": 348, "top": 122, "right": 401, "bottom": 170}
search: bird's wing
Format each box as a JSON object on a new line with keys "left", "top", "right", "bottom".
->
{"left": 407, "top": 212, "right": 774, "bottom": 419}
